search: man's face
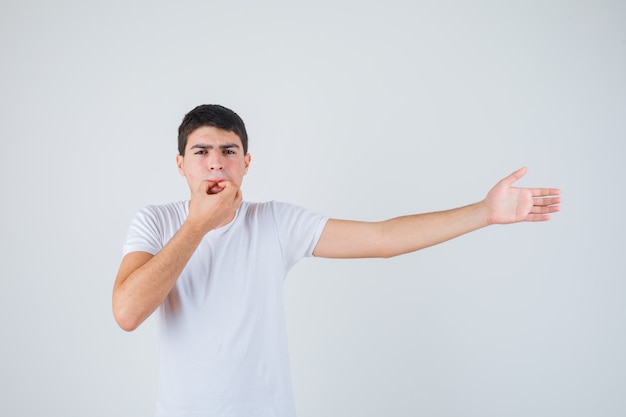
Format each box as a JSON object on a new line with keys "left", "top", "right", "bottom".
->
{"left": 176, "top": 126, "right": 251, "bottom": 194}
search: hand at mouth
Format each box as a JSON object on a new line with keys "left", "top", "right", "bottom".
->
{"left": 205, "top": 177, "right": 229, "bottom": 194}
{"left": 205, "top": 179, "right": 231, "bottom": 195}
{"left": 207, "top": 184, "right": 225, "bottom": 194}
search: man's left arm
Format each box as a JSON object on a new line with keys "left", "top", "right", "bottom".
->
{"left": 313, "top": 167, "right": 561, "bottom": 259}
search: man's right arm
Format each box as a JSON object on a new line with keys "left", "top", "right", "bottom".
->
{"left": 112, "top": 223, "right": 205, "bottom": 331}
{"left": 112, "top": 180, "right": 242, "bottom": 331}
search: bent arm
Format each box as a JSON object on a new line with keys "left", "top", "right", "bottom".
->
{"left": 112, "top": 180, "right": 242, "bottom": 331}
{"left": 112, "top": 223, "right": 205, "bottom": 331}
{"left": 313, "top": 167, "right": 560, "bottom": 259}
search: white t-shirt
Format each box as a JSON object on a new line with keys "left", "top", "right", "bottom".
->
{"left": 123, "top": 200, "right": 328, "bottom": 417}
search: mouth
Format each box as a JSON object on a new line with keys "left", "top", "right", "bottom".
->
{"left": 207, "top": 184, "right": 224, "bottom": 194}
{"left": 205, "top": 176, "right": 228, "bottom": 194}
{"left": 206, "top": 174, "right": 228, "bottom": 182}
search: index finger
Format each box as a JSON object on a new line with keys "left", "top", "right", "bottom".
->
{"left": 530, "top": 188, "right": 561, "bottom": 197}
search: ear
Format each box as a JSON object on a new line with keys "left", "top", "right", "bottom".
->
{"left": 176, "top": 154, "right": 185, "bottom": 176}
{"left": 243, "top": 153, "right": 251, "bottom": 175}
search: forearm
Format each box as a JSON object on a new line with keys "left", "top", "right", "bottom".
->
{"left": 379, "top": 201, "right": 490, "bottom": 257}
{"left": 113, "top": 222, "right": 205, "bottom": 331}
{"left": 315, "top": 200, "right": 491, "bottom": 259}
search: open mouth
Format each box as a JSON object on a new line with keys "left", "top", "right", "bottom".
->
{"left": 205, "top": 176, "right": 228, "bottom": 194}
{"left": 207, "top": 184, "right": 225, "bottom": 194}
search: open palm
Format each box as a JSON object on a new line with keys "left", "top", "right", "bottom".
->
{"left": 486, "top": 167, "right": 561, "bottom": 224}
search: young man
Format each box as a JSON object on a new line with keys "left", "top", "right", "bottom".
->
{"left": 113, "top": 104, "right": 561, "bottom": 417}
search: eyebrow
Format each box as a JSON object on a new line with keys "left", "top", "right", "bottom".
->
{"left": 190, "top": 143, "right": 241, "bottom": 150}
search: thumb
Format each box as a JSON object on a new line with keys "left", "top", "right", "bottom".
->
{"left": 501, "top": 166, "right": 527, "bottom": 187}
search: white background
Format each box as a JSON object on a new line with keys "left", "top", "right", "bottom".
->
{"left": 1, "top": 1, "right": 624, "bottom": 416}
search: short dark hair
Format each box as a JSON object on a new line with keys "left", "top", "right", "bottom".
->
{"left": 177, "top": 104, "right": 248, "bottom": 156}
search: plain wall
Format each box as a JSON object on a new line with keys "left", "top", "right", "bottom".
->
{"left": 1, "top": 1, "right": 624, "bottom": 416}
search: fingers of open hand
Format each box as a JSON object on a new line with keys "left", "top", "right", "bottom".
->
{"left": 505, "top": 166, "right": 527, "bottom": 185}
{"left": 495, "top": 167, "right": 528, "bottom": 189}
{"left": 526, "top": 196, "right": 561, "bottom": 221}
{"left": 530, "top": 188, "right": 561, "bottom": 197}
{"left": 529, "top": 205, "right": 559, "bottom": 215}
{"left": 532, "top": 196, "right": 561, "bottom": 210}
{"left": 525, "top": 213, "right": 552, "bottom": 222}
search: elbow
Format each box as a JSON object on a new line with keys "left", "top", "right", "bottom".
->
{"left": 112, "top": 297, "right": 142, "bottom": 332}
{"left": 377, "top": 240, "right": 401, "bottom": 259}
{"left": 113, "top": 308, "right": 140, "bottom": 332}
{"left": 115, "top": 314, "right": 140, "bottom": 332}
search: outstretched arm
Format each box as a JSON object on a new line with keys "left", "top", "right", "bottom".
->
{"left": 313, "top": 167, "right": 560, "bottom": 259}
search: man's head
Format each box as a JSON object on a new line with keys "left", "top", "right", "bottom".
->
{"left": 178, "top": 104, "right": 248, "bottom": 156}
{"left": 176, "top": 104, "right": 251, "bottom": 195}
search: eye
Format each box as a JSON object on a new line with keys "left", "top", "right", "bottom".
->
{"left": 194, "top": 149, "right": 207, "bottom": 155}
{"left": 224, "top": 149, "right": 236, "bottom": 155}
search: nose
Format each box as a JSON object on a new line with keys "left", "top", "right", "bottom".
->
{"left": 207, "top": 152, "right": 224, "bottom": 171}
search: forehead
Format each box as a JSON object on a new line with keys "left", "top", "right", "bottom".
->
{"left": 186, "top": 126, "right": 243, "bottom": 149}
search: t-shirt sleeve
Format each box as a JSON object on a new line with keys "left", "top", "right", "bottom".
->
{"left": 270, "top": 201, "right": 329, "bottom": 269}
{"left": 122, "top": 206, "right": 165, "bottom": 256}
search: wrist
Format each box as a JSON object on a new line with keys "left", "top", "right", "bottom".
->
{"left": 178, "top": 220, "right": 210, "bottom": 244}
{"left": 475, "top": 199, "right": 493, "bottom": 227}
